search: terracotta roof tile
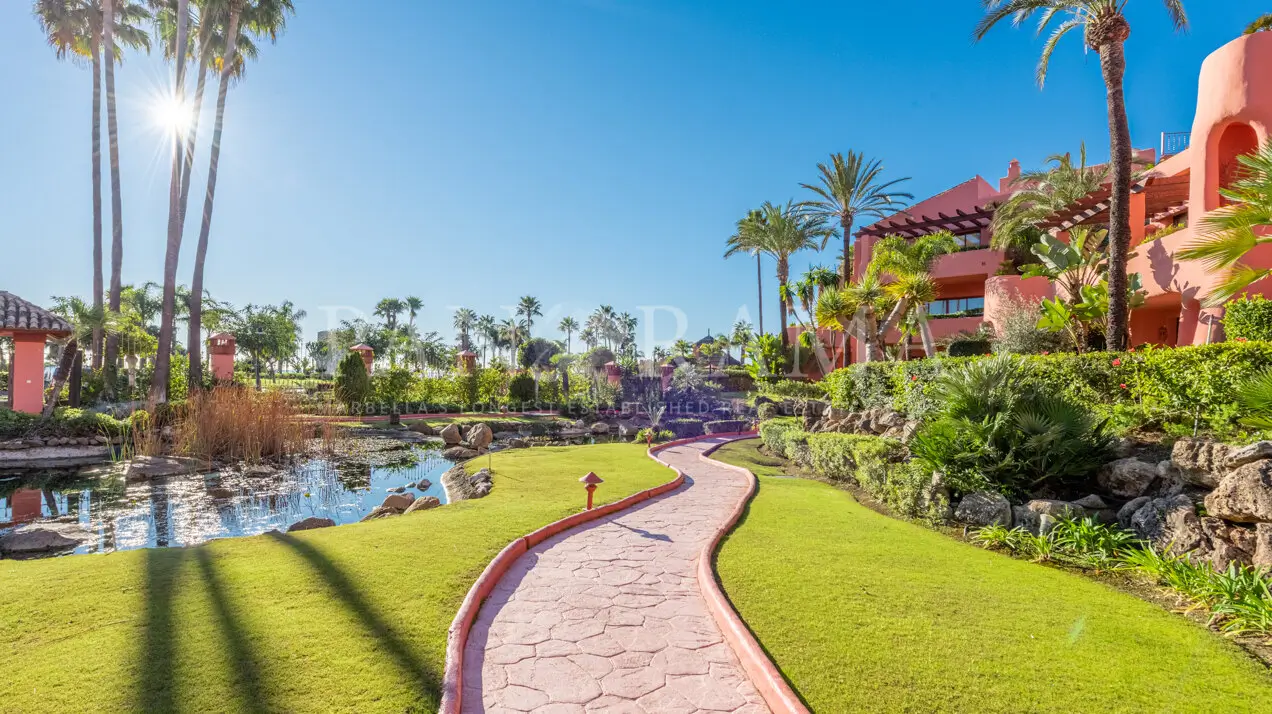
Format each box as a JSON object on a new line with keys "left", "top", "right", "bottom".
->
{"left": 0, "top": 291, "right": 72, "bottom": 334}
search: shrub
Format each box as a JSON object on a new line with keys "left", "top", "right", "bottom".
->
{"left": 756, "top": 379, "right": 827, "bottom": 400}
{"left": 634, "top": 427, "right": 675, "bottom": 443}
{"left": 992, "top": 297, "right": 1066, "bottom": 355}
{"left": 508, "top": 372, "right": 536, "bottom": 403}
{"left": 806, "top": 433, "right": 905, "bottom": 488}
{"left": 665, "top": 418, "right": 705, "bottom": 439}
{"left": 0, "top": 407, "right": 131, "bottom": 441}
{"left": 1223, "top": 295, "right": 1272, "bottom": 342}
{"left": 756, "top": 402, "right": 778, "bottom": 421}
{"left": 947, "top": 336, "right": 993, "bottom": 357}
{"left": 709, "top": 366, "right": 754, "bottom": 393}
{"left": 334, "top": 353, "right": 371, "bottom": 408}
{"left": 704, "top": 419, "right": 748, "bottom": 435}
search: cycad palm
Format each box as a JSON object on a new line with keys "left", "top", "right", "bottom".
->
{"left": 976, "top": 0, "right": 1189, "bottom": 352}
{"left": 799, "top": 151, "right": 913, "bottom": 286}
{"left": 1178, "top": 139, "right": 1272, "bottom": 305}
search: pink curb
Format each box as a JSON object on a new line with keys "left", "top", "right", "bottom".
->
{"left": 437, "top": 448, "right": 688, "bottom": 714}
{"left": 651, "top": 435, "right": 811, "bottom": 714}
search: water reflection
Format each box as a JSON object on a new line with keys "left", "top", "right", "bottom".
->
{"left": 0, "top": 445, "right": 453, "bottom": 557}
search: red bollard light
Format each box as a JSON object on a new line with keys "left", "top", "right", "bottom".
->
{"left": 580, "top": 471, "right": 604, "bottom": 510}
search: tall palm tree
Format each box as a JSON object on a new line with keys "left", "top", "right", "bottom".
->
{"left": 185, "top": 0, "right": 291, "bottom": 390}
{"left": 453, "top": 307, "right": 477, "bottom": 351}
{"left": 1178, "top": 139, "right": 1272, "bottom": 305}
{"left": 732, "top": 201, "right": 826, "bottom": 348}
{"left": 404, "top": 296, "right": 423, "bottom": 328}
{"left": 498, "top": 318, "right": 526, "bottom": 361}
{"left": 724, "top": 208, "right": 768, "bottom": 336}
{"left": 517, "top": 296, "right": 543, "bottom": 334}
{"left": 374, "top": 298, "right": 405, "bottom": 330}
{"left": 148, "top": 0, "right": 188, "bottom": 402}
{"left": 975, "top": 0, "right": 1189, "bottom": 351}
{"left": 1248, "top": 14, "right": 1272, "bottom": 33}
{"left": 475, "top": 314, "right": 496, "bottom": 365}
{"left": 799, "top": 151, "right": 913, "bottom": 286}
{"left": 730, "top": 321, "right": 753, "bottom": 364}
{"left": 558, "top": 316, "right": 579, "bottom": 353}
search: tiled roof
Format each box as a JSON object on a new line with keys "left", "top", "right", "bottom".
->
{"left": 0, "top": 291, "right": 72, "bottom": 333}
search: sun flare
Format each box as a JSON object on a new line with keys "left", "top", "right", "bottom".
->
{"left": 153, "top": 95, "right": 194, "bottom": 137}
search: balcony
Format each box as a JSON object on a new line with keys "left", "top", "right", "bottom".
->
{"left": 930, "top": 248, "right": 1004, "bottom": 281}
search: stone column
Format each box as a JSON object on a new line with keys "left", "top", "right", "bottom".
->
{"left": 11, "top": 333, "right": 47, "bottom": 414}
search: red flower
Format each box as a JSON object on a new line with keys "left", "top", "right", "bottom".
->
{"left": 1120, "top": 383, "right": 1128, "bottom": 389}
{"left": 1237, "top": 337, "right": 1249, "bottom": 343}
{"left": 910, "top": 375, "right": 918, "bottom": 382}
{"left": 1042, "top": 351, "right": 1050, "bottom": 356}
{"left": 1112, "top": 358, "right": 1122, "bottom": 366}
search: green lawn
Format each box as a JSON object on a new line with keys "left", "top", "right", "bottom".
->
{"left": 0, "top": 444, "right": 672, "bottom": 713}
{"left": 710, "top": 438, "right": 1272, "bottom": 713}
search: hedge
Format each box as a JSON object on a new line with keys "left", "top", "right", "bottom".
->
{"left": 1223, "top": 296, "right": 1272, "bottom": 342}
{"left": 666, "top": 418, "right": 706, "bottom": 439}
{"left": 821, "top": 342, "right": 1272, "bottom": 432}
{"left": 0, "top": 407, "right": 131, "bottom": 441}
{"left": 704, "top": 419, "right": 748, "bottom": 435}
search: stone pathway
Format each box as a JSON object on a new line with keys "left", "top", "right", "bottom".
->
{"left": 461, "top": 437, "right": 770, "bottom": 713}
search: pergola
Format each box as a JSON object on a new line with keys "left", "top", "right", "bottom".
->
{"left": 856, "top": 205, "right": 995, "bottom": 239}
{"left": 1037, "top": 173, "right": 1192, "bottom": 232}
{"left": 1, "top": 291, "right": 71, "bottom": 414}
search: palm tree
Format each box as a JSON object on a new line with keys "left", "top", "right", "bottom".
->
{"left": 724, "top": 209, "right": 768, "bottom": 336}
{"left": 186, "top": 0, "right": 292, "bottom": 390}
{"left": 976, "top": 0, "right": 1189, "bottom": 351}
{"left": 990, "top": 144, "right": 1115, "bottom": 256}
{"left": 558, "top": 316, "right": 579, "bottom": 353}
{"left": 374, "top": 298, "right": 405, "bottom": 331}
{"left": 45, "top": 296, "right": 120, "bottom": 417}
{"left": 475, "top": 314, "right": 497, "bottom": 365}
{"left": 800, "top": 151, "right": 913, "bottom": 286}
{"left": 870, "top": 231, "right": 958, "bottom": 357}
{"left": 1178, "top": 139, "right": 1272, "bottom": 305}
{"left": 733, "top": 201, "right": 826, "bottom": 348}
{"left": 405, "top": 296, "right": 423, "bottom": 328}
{"left": 498, "top": 318, "right": 526, "bottom": 361}
{"left": 453, "top": 307, "right": 477, "bottom": 351}
{"left": 1248, "top": 14, "right": 1272, "bottom": 33}
{"left": 730, "top": 321, "right": 753, "bottom": 364}
{"left": 517, "top": 296, "right": 543, "bottom": 334}
{"left": 816, "top": 275, "right": 894, "bottom": 363}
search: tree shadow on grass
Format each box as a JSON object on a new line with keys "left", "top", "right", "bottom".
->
{"left": 265, "top": 531, "right": 440, "bottom": 702}
{"left": 138, "top": 546, "right": 187, "bottom": 713}
{"left": 194, "top": 547, "right": 269, "bottom": 714}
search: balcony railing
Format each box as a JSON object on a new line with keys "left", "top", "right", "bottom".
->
{"left": 1161, "top": 131, "right": 1191, "bottom": 159}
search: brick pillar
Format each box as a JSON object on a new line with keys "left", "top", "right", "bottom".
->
{"left": 11, "top": 333, "right": 46, "bottom": 414}
{"left": 208, "top": 332, "right": 237, "bottom": 382}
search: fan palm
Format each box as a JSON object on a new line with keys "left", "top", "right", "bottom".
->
{"left": 558, "top": 316, "right": 579, "bottom": 353}
{"left": 516, "top": 296, "right": 543, "bottom": 334}
{"left": 724, "top": 208, "right": 768, "bottom": 336}
{"left": 976, "top": 0, "right": 1189, "bottom": 352}
{"left": 45, "top": 296, "right": 122, "bottom": 416}
{"left": 799, "top": 151, "right": 913, "bottom": 286}
{"left": 1178, "top": 139, "right": 1272, "bottom": 305}
{"left": 732, "top": 201, "right": 826, "bottom": 348}
{"left": 374, "top": 298, "right": 405, "bottom": 330}
{"left": 990, "top": 144, "right": 1113, "bottom": 252}
{"left": 404, "top": 296, "right": 423, "bottom": 328}
{"left": 453, "top": 308, "right": 477, "bottom": 351}
{"left": 185, "top": 0, "right": 293, "bottom": 390}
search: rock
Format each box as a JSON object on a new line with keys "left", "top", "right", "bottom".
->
{"left": 1026, "top": 499, "right": 1084, "bottom": 519}
{"left": 404, "top": 482, "right": 416, "bottom": 489}
{"left": 405, "top": 496, "right": 442, "bottom": 514}
{"left": 1117, "top": 496, "right": 1152, "bottom": 529}
{"left": 1110, "top": 437, "right": 1136, "bottom": 459}
{"left": 442, "top": 446, "right": 479, "bottom": 460}
{"left": 1038, "top": 514, "right": 1059, "bottom": 536}
{"left": 1200, "top": 517, "right": 1254, "bottom": 571}
{"left": 1204, "top": 459, "right": 1272, "bottom": 523}
{"left": 1097, "top": 458, "right": 1158, "bottom": 498}
{"left": 474, "top": 482, "right": 492, "bottom": 497}
{"left": 360, "top": 505, "right": 398, "bottom": 522}
{"left": 914, "top": 471, "right": 951, "bottom": 522}
{"left": 387, "top": 486, "right": 406, "bottom": 493}
{"left": 590, "top": 422, "right": 611, "bottom": 435}
{"left": 288, "top": 517, "right": 336, "bottom": 532}
{"left": 439, "top": 424, "right": 462, "bottom": 446}
{"left": 1072, "top": 494, "right": 1109, "bottom": 511}
{"left": 242, "top": 464, "right": 276, "bottom": 478}
{"left": 415, "top": 479, "right": 432, "bottom": 490}
{"left": 1226, "top": 440, "right": 1272, "bottom": 470}
{"left": 124, "top": 455, "right": 205, "bottom": 480}
{"left": 1210, "top": 540, "right": 1250, "bottom": 572}
{"left": 1170, "top": 437, "right": 1231, "bottom": 488}
{"left": 617, "top": 422, "right": 638, "bottom": 438}
{"left": 953, "top": 491, "right": 1012, "bottom": 527}
{"left": 381, "top": 492, "right": 416, "bottom": 511}
{"left": 0, "top": 443, "right": 113, "bottom": 469}
{"left": 1012, "top": 506, "right": 1042, "bottom": 535}
{"left": 466, "top": 423, "right": 494, "bottom": 451}
{"left": 1254, "top": 523, "right": 1272, "bottom": 569}
{"left": 409, "top": 422, "right": 438, "bottom": 436}
{"left": 901, "top": 421, "right": 919, "bottom": 443}
{"left": 507, "top": 438, "right": 529, "bottom": 449}
{"left": 442, "top": 464, "right": 493, "bottom": 501}
{"left": 0, "top": 528, "right": 80, "bottom": 555}
{"left": 1129, "top": 495, "right": 1205, "bottom": 553}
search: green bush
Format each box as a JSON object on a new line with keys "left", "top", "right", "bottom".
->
{"left": 704, "top": 419, "right": 748, "bottom": 434}
{"left": 0, "top": 407, "right": 130, "bottom": 441}
{"left": 508, "top": 372, "right": 536, "bottom": 403}
{"left": 334, "top": 353, "right": 372, "bottom": 408}
{"left": 757, "top": 379, "right": 827, "bottom": 400}
{"left": 756, "top": 402, "right": 778, "bottom": 421}
{"left": 947, "top": 337, "right": 993, "bottom": 357}
{"left": 1223, "top": 295, "right": 1272, "bottom": 342}
{"left": 635, "top": 427, "right": 675, "bottom": 443}
{"left": 758, "top": 417, "right": 809, "bottom": 464}
{"left": 709, "top": 366, "right": 754, "bottom": 393}
{"left": 807, "top": 432, "right": 905, "bottom": 488}
{"left": 665, "top": 418, "right": 705, "bottom": 439}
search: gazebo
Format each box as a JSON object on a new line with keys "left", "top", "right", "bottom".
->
{"left": 1, "top": 292, "right": 71, "bottom": 414}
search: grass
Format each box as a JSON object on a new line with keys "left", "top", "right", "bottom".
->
{"left": 0, "top": 443, "right": 672, "bottom": 713}
{"left": 710, "top": 438, "right": 1272, "bottom": 713}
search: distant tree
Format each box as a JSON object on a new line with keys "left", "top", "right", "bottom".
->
{"left": 375, "top": 298, "right": 405, "bottom": 331}
{"left": 404, "top": 296, "right": 423, "bottom": 328}
{"left": 453, "top": 307, "right": 477, "bottom": 351}
{"left": 517, "top": 296, "right": 543, "bottom": 334}
{"left": 334, "top": 352, "right": 371, "bottom": 410}
{"left": 729, "top": 201, "right": 826, "bottom": 348}
{"left": 558, "top": 316, "right": 579, "bottom": 353}
{"left": 45, "top": 295, "right": 120, "bottom": 415}
{"left": 730, "top": 321, "right": 753, "bottom": 364}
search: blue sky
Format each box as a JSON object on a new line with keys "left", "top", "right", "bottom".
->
{"left": 0, "top": 0, "right": 1263, "bottom": 352}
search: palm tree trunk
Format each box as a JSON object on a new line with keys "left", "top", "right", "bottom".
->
{"left": 1101, "top": 39, "right": 1132, "bottom": 351}
{"left": 917, "top": 309, "right": 936, "bottom": 358}
{"left": 877, "top": 298, "right": 909, "bottom": 361}
{"left": 103, "top": 0, "right": 123, "bottom": 397}
{"left": 42, "top": 341, "right": 79, "bottom": 418}
{"left": 840, "top": 214, "right": 854, "bottom": 286}
{"left": 777, "top": 258, "right": 790, "bottom": 348}
{"left": 183, "top": 40, "right": 213, "bottom": 391}
{"left": 151, "top": 0, "right": 190, "bottom": 404}
{"left": 755, "top": 253, "right": 764, "bottom": 336}
{"left": 90, "top": 38, "right": 104, "bottom": 370}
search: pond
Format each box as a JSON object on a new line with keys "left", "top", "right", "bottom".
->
{"left": 0, "top": 442, "right": 455, "bottom": 558}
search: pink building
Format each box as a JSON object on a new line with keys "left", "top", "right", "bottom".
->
{"left": 850, "top": 31, "right": 1272, "bottom": 362}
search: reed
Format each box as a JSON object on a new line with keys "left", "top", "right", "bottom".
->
{"left": 173, "top": 387, "right": 306, "bottom": 463}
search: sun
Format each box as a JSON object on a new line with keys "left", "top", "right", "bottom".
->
{"left": 153, "top": 95, "right": 194, "bottom": 137}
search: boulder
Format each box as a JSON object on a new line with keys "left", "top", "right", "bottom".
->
{"left": 405, "top": 496, "right": 442, "bottom": 514}
{"left": 416, "top": 479, "right": 432, "bottom": 490}
{"left": 0, "top": 528, "right": 81, "bottom": 555}
{"left": 1012, "top": 506, "right": 1041, "bottom": 535}
{"left": 1203, "top": 459, "right": 1272, "bottom": 523}
{"left": 386, "top": 486, "right": 406, "bottom": 493}
{"left": 360, "top": 505, "right": 398, "bottom": 522}
{"left": 1097, "top": 458, "right": 1158, "bottom": 498}
{"left": 124, "top": 455, "right": 204, "bottom": 480}
{"left": 617, "top": 422, "right": 638, "bottom": 439}
{"left": 1209, "top": 540, "right": 1251, "bottom": 572}
{"left": 409, "top": 422, "right": 438, "bottom": 436}
{"left": 953, "top": 491, "right": 1012, "bottom": 527}
{"left": 1170, "top": 437, "right": 1230, "bottom": 488}
{"left": 915, "top": 471, "right": 952, "bottom": 522}
{"left": 1225, "top": 440, "right": 1272, "bottom": 470}
{"left": 439, "top": 424, "right": 462, "bottom": 446}
{"left": 590, "top": 422, "right": 611, "bottom": 435}
{"left": 1128, "top": 495, "right": 1205, "bottom": 553}
{"left": 1072, "top": 494, "right": 1109, "bottom": 511}
{"left": 1200, "top": 517, "right": 1254, "bottom": 571}
{"left": 1025, "top": 499, "right": 1084, "bottom": 519}
{"left": 1254, "top": 523, "right": 1272, "bottom": 569}
{"left": 242, "top": 464, "right": 276, "bottom": 478}
{"left": 381, "top": 492, "right": 416, "bottom": 511}
{"left": 442, "top": 446, "right": 480, "bottom": 460}
{"left": 287, "top": 517, "right": 336, "bottom": 532}
{"left": 901, "top": 421, "right": 919, "bottom": 444}
{"left": 1117, "top": 496, "right": 1152, "bottom": 529}
{"left": 466, "top": 423, "right": 494, "bottom": 451}
{"left": 507, "top": 438, "right": 530, "bottom": 449}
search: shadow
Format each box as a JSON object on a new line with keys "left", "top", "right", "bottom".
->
{"left": 194, "top": 548, "right": 269, "bottom": 714}
{"left": 613, "top": 521, "right": 673, "bottom": 542}
{"left": 265, "top": 531, "right": 439, "bottom": 696}
{"left": 138, "top": 547, "right": 189, "bottom": 713}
